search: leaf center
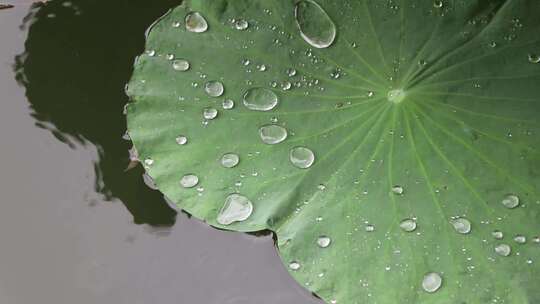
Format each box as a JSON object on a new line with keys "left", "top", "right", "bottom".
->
{"left": 387, "top": 89, "right": 406, "bottom": 104}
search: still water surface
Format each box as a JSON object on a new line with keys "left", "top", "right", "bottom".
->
{"left": 0, "top": 2, "right": 321, "bottom": 303}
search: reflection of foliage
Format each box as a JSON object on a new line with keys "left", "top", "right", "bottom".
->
{"left": 15, "top": 0, "right": 180, "bottom": 226}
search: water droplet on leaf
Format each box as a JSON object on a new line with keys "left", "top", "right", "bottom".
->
{"left": 217, "top": 193, "right": 253, "bottom": 225}
{"left": 204, "top": 81, "right": 224, "bottom": 97}
{"left": 175, "top": 135, "right": 188, "bottom": 145}
{"left": 294, "top": 0, "right": 336, "bottom": 49}
{"left": 290, "top": 146, "right": 315, "bottom": 169}
{"left": 221, "top": 153, "right": 240, "bottom": 168}
{"left": 172, "top": 59, "right": 190, "bottom": 71}
{"left": 450, "top": 218, "right": 472, "bottom": 234}
{"left": 243, "top": 88, "right": 279, "bottom": 111}
{"left": 399, "top": 219, "right": 417, "bottom": 232}
{"left": 203, "top": 107, "right": 218, "bottom": 120}
{"left": 317, "top": 236, "right": 331, "bottom": 248}
{"left": 501, "top": 194, "right": 519, "bottom": 209}
{"left": 259, "top": 125, "right": 288, "bottom": 144}
{"left": 180, "top": 174, "right": 199, "bottom": 188}
{"left": 422, "top": 272, "right": 442, "bottom": 293}
{"left": 185, "top": 12, "right": 208, "bottom": 33}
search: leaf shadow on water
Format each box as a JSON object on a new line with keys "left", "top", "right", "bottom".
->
{"left": 14, "top": 0, "right": 182, "bottom": 226}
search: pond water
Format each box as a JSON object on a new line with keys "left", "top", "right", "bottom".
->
{"left": 0, "top": 2, "right": 321, "bottom": 303}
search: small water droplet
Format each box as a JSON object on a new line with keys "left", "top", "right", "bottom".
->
{"left": 422, "top": 272, "right": 442, "bottom": 293}
{"left": 290, "top": 146, "right": 315, "bottom": 169}
{"left": 317, "top": 235, "right": 331, "bottom": 248}
{"left": 180, "top": 174, "right": 199, "bottom": 188}
{"left": 175, "top": 135, "right": 188, "bottom": 145}
{"left": 165, "top": 54, "right": 174, "bottom": 61}
{"left": 172, "top": 21, "right": 181, "bottom": 28}
{"left": 243, "top": 88, "right": 279, "bottom": 111}
{"left": 450, "top": 218, "right": 472, "bottom": 234}
{"left": 217, "top": 194, "right": 253, "bottom": 225}
{"left": 146, "top": 50, "right": 156, "bottom": 57}
{"left": 495, "top": 244, "right": 511, "bottom": 256}
{"left": 204, "top": 81, "right": 224, "bottom": 97}
{"left": 514, "top": 235, "right": 527, "bottom": 244}
{"left": 492, "top": 230, "right": 504, "bottom": 240}
{"left": 391, "top": 185, "right": 404, "bottom": 195}
{"left": 185, "top": 12, "right": 208, "bottom": 33}
{"left": 234, "top": 19, "right": 249, "bottom": 30}
{"left": 533, "top": 236, "right": 540, "bottom": 243}
{"left": 259, "top": 125, "right": 288, "bottom": 144}
{"left": 289, "top": 261, "right": 301, "bottom": 270}
{"left": 222, "top": 99, "right": 235, "bottom": 110}
{"left": 399, "top": 219, "right": 417, "bottom": 232}
{"left": 203, "top": 107, "right": 218, "bottom": 120}
{"left": 528, "top": 53, "right": 540, "bottom": 64}
{"left": 221, "top": 153, "right": 240, "bottom": 168}
{"left": 433, "top": 0, "right": 443, "bottom": 8}
{"left": 387, "top": 89, "right": 406, "bottom": 103}
{"left": 365, "top": 224, "right": 375, "bottom": 232}
{"left": 501, "top": 194, "right": 519, "bottom": 209}
{"left": 294, "top": 0, "right": 336, "bottom": 49}
{"left": 286, "top": 68, "right": 297, "bottom": 77}
{"left": 144, "top": 158, "right": 154, "bottom": 166}
{"left": 172, "top": 59, "right": 190, "bottom": 71}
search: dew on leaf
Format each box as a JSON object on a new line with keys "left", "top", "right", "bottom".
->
{"left": 494, "top": 244, "right": 511, "bottom": 257}
{"left": 317, "top": 235, "right": 331, "bottom": 248}
{"left": 501, "top": 194, "right": 519, "bottom": 209}
{"left": 259, "top": 124, "right": 288, "bottom": 144}
{"left": 294, "top": 0, "right": 336, "bottom": 49}
{"left": 365, "top": 224, "right": 375, "bottom": 232}
{"left": 450, "top": 217, "right": 472, "bottom": 234}
{"left": 221, "top": 153, "right": 240, "bottom": 168}
{"left": 146, "top": 50, "right": 156, "bottom": 57}
{"left": 289, "top": 261, "right": 301, "bottom": 270}
{"left": 287, "top": 68, "right": 297, "bottom": 77}
{"left": 172, "top": 59, "right": 190, "bottom": 71}
{"left": 399, "top": 219, "right": 417, "bottom": 232}
{"left": 203, "top": 107, "right": 218, "bottom": 120}
{"left": 217, "top": 193, "right": 253, "bottom": 225}
{"left": 204, "top": 81, "right": 224, "bottom": 97}
{"left": 180, "top": 174, "right": 199, "bottom": 188}
{"left": 175, "top": 135, "right": 188, "bottom": 145}
{"left": 422, "top": 272, "right": 442, "bottom": 293}
{"left": 387, "top": 89, "right": 406, "bottom": 103}
{"left": 165, "top": 54, "right": 174, "bottom": 61}
{"left": 433, "top": 1, "right": 443, "bottom": 8}
{"left": 290, "top": 146, "right": 315, "bottom": 169}
{"left": 533, "top": 236, "right": 540, "bottom": 244}
{"left": 243, "top": 87, "right": 279, "bottom": 111}
{"left": 185, "top": 12, "right": 208, "bottom": 33}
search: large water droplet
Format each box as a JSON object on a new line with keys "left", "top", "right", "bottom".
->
{"left": 172, "top": 59, "right": 190, "bottom": 71}
{"left": 243, "top": 88, "right": 278, "bottom": 111}
{"left": 422, "top": 272, "right": 442, "bottom": 293}
{"left": 204, "top": 81, "right": 224, "bottom": 97}
{"left": 450, "top": 218, "right": 471, "bottom": 234}
{"left": 294, "top": 0, "right": 336, "bottom": 48}
{"left": 290, "top": 146, "right": 315, "bottom": 169}
{"left": 317, "top": 236, "right": 331, "bottom": 248}
{"left": 217, "top": 193, "right": 253, "bottom": 225}
{"left": 501, "top": 194, "right": 519, "bottom": 209}
{"left": 221, "top": 153, "right": 240, "bottom": 168}
{"left": 399, "top": 219, "right": 417, "bottom": 232}
{"left": 495, "top": 244, "right": 511, "bottom": 256}
{"left": 259, "top": 125, "right": 288, "bottom": 144}
{"left": 185, "top": 12, "right": 208, "bottom": 33}
{"left": 180, "top": 174, "right": 199, "bottom": 188}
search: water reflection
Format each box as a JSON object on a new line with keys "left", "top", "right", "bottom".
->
{"left": 14, "top": 0, "right": 180, "bottom": 226}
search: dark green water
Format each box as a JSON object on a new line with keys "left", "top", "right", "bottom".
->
{"left": 0, "top": 2, "right": 321, "bottom": 303}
